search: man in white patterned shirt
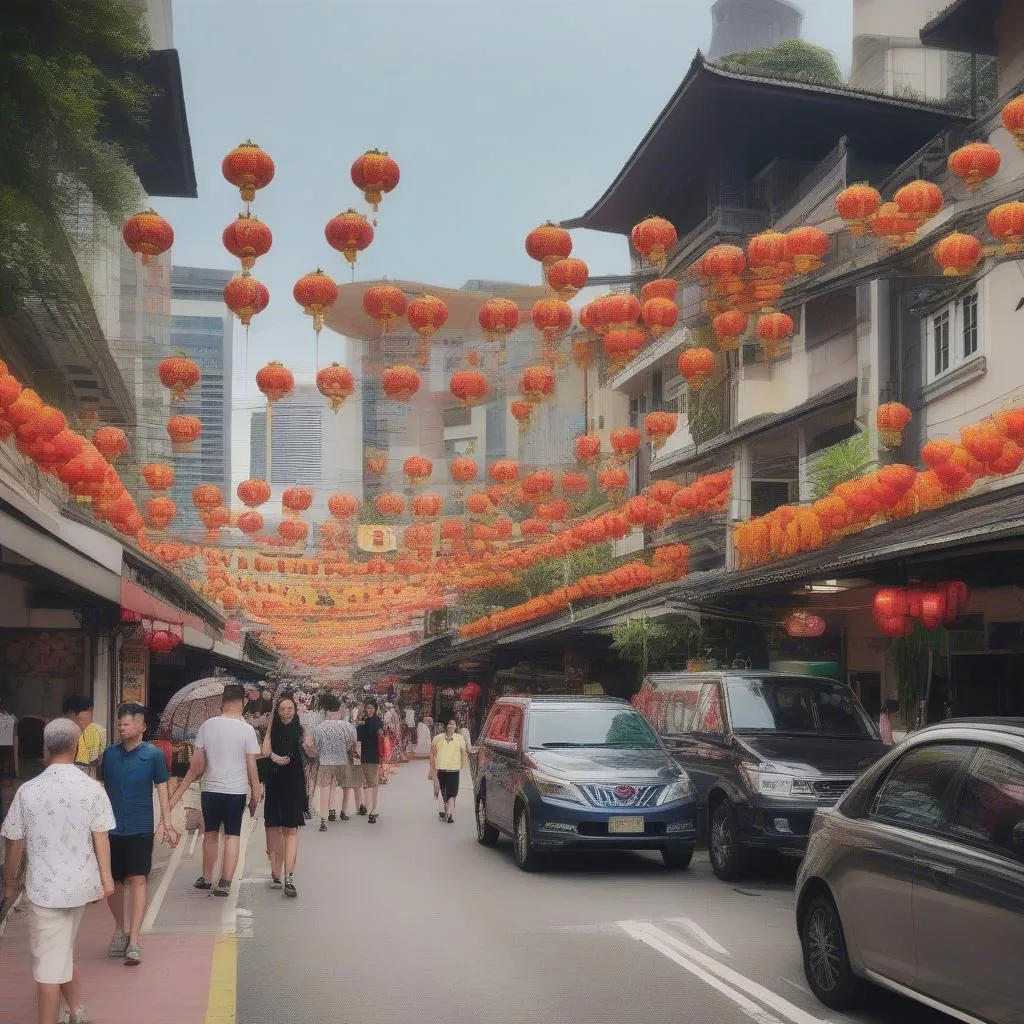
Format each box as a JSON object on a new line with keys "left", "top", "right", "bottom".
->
{"left": 2, "top": 718, "right": 116, "bottom": 1024}
{"left": 311, "top": 694, "right": 358, "bottom": 830}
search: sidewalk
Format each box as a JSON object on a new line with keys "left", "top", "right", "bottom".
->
{"left": 0, "top": 804, "right": 256, "bottom": 1023}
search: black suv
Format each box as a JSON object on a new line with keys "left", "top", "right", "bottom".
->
{"left": 636, "top": 672, "right": 887, "bottom": 880}
{"left": 473, "top": 695, "right": 698, "bottom": 871}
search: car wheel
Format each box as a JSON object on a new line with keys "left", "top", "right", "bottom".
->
{"left": 709, "top": 801, "right": 747, "bottom": 881}
{"left": 801, "top": 893, "right": 862, "bottom": 1011}
{"left": 661, "top": 846, "right": 694, "bottom": 870}
{"left": 513, "top": 803, "right": 541, "bottom": 872}
{"left": 475, "top": 790, "right": 499, "bottom": 847}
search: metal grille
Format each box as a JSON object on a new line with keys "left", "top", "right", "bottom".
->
{"left": 811, "top": 779, "right": 855, "bottom": 801}
{"left": 577, "top": 784, "right": 662, "bottom": 808}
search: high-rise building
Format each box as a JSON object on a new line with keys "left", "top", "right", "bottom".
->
{"left": 169, "top": 266, "right": 234, "bottom": 529}
{"left": 707, "top": 0, "right": 804, "bottom": 60}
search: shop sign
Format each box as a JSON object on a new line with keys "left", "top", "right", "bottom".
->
{"left": 120, "top": 643, "right": 148, "bottom": 705}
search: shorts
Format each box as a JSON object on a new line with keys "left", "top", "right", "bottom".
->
{"left": 437, "top": 769, "right": 460, "bottom": 802}
{"left": 359, "top": 763, "right": 379, "bottom": 789}
{"left": 316, "top": 763, "right": 348, "bottom": 788}
{"left": 27, "top": 902, "right": 85, "bottom": 985}
{"left": 109, "top": 833, "right": 154, "bottom": 881}
{"left": 0, "top": 746, "right": 15, "bottom": 778}
{"left": 201, "top": 791, "right": 247, "bottom": 837}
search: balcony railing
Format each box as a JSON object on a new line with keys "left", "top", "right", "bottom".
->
{"left": 664, "top": 206, "right": 770, "bottom": 277}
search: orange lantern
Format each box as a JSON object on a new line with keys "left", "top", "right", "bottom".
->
{"left": 167, "top": 415, "right": 202, "bottom": 453}
{"left": 785, "top": 226, "right": 829, "bottom": 274}
{"left": 237, "top": 511, "right": 264, "bottom": 536}
{"left": 933, "top": 233, "right": 982, "bottom": 277}
{"left": 948, "top": 142, "right": 1001, "bottom": 193}
{"left": 610, "top": 427, "right": 642, "bottom": 462}
{"left": 223, "top": 274, "right": 269, "bottom": 327}
{"left": 712, "top": 310, "right": 749, "bottom": 351}
{"left": 631, "top": 216, "right": 678, "bottom": 269}
{"left": 870, "top": 202, "right": 918, "bottom": 247}
{"left": 92, "top": 426, "right": 128, "bottom": 462}
{"left": 595, "top": 292, "right": 642, "bottom": 329}
{"left": 222, "top": 141, "right": 275, "bottom": 203}
{"left": 363, "top": 283, "right": 408, "bottom": 331}
{"left": 316, "top": 363, "right": 355, "bottom": 411}
{"left": 570, "top": 338, "right": 596, "bottom": 371}
{"left": 145, "top": 496, "right": 176, "bottom": 532}
{"left": 522, "top": 470, "right": 555, "bottom": 500}
{"left": 876, "top": 402, "right": 912, "bottom": 449}
{"left": 510, "top": 400, "right": 533, "bottom": 431}
{"left": 256, "top": 362, "right": 294, "bottom": 404}
{"left": 328, "top": 493, "right": 359, "bottom": 520}
{"left": 747, "top": 230, "right": 789, "bottom": 279}
{"left": 366, "top": 453, "right": 387, "bottom": 475}
{"left": 478, "top": 297, "right": 520, "bottom": 340}
{"left": 987, "top": 201, "right": 1024, "bottom": 254}
{"left": 598, "top": 465, "right": 629, "bottom": 500}
{"left": 222, "top": 213, "right": 272, "bottom": 270}
{"left": 351, "top": 149, "right": 400, "bottom": 210}
{"left": 122, "top": 210, "right": 174, "bottom": 264}
{"left": 519, "top": 365, "right": 556, "bottom": 403}
{"left": 645, "top": 411, "right": 678, "bottom": 449}
{"left": 625, "top": 496, "right": 666, "bottom": 530}
{"left": 561, "top": 471, "right": 589, "bottom": 496}
{"left": 894, "top": 180, "right": 944, "bottom": 225}
{"left": 757, "top": 312, "right": 794, "bottom": 343}
{"left": 282, "top": 486, "right": 313, "bottom": 515}
{"left": 293, "top": 270, "right": 339, "bottom": 334}
{"left": 278, "top": 518, "right": 309, "bottom": 545}
{"left": 489, "top": 459, "right": 519, "bottom": 485}
{"left": 575, "top": 435, "right": 601, "bottom": 467}
{"left": 603, "top": 328, "right": 647, "bottom": 370}
{"left": 158, "top": 356, "right": 201, "bottom": 402}
{"left": 375, "top": 493, "right": 406, "bottom": 518}
{"left": 466, "top": 492, "right": 492, "bottom": 516}
{"left": 449, "top": 369, "right": 489, "bottom": 408}
{"left": 412, "top": 494, "right": 442, "bottom": 519}
{"left": 835, "top": 183, "right": 881, "bottom": 236}
{"left": 403, "top": 456, "right": 433, "bottom": 486}
{"left": 142, "top": 463, "right": 175, "bottom": 492}
{"left": 192, "top": 484, "right": 223, "bottom": 513}
{"left": 698, "top": 244, "right": 746, "bottom": 285}
{"left": 325, "top": 210, "right": 374, "bottom": 264}
{"left": 641, "top": 279, "right": 678, "bottom": 303}
{"left": 449, "top": 457, "right": 479, "bottom": 484}
{"left": 525, "top": 223, "right": 572, "bottom": 271}
{"left": 641, "top": 297, "right": 678, "bottom": 338}
{"left": 237, "top": 478, "right": 271, "bottom": 507}
{"left": 546, "top": 258, "right": 588, "bottom": 300}
{"left": 1002, "top": 94, "right": 1024, "bottom": 149}
{"left": 531, "top": 298, "right": 573, "bottom": 341}
{"left": 407, "top": 294, "right": 449, "bottom": 341}
{"left": 381, "top": 364, "right": 421, "bottom": 402}
{"left": 678, "top": 347, "right": 716, "bottom": 391}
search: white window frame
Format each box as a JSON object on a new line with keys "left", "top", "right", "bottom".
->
{"left": 925, "top": 284, "right": 983, "bottom": 384}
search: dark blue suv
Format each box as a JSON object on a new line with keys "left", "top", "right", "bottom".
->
{"left": 473, "top": 695, "right": 698, "bottom": 871}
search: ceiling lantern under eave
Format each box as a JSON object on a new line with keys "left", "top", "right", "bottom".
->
{"left": 785, "top": 226, "right": 829, "bottom": 275}
{"left": 1001, "top": 94, "right": 1024, "bottom": 149}
{"left": 351, "top": 149, "right": 400, "bottom": 210}
{"left": 746, "top": 230, "right": 789, "bottom": 280}
{"left": 222, "top": 141, "right": 275, "bottom": 203}
{"left": 986, "top": 201, "right": 1024, "bottom": 254}
{"left": 784, "top": 611, "right": 826, "bottom": 638}
{"left": 641, "top": 297, "right": 678, "bottom": 338}
{"left": 893, "top": 180, "right": 944, "bottom": 227}
{"left": 631, "top": 216, "right": 678, "bottom": 270}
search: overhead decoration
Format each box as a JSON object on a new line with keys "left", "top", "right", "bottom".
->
{"left": 380, "top": 364, "right": 421, "bottom": 402}
{"left": 876, "top": 402, "right": 912, "bottom": 450}
{"left": 237, "top": 478, "right": 271, "bottom": 508}
{"left": 531, "top": 298, "right": 573, "bottom": 345}
{"left": 519, "top": 364, "right": 556, "bottom": 404}
{"left": 222, "top": 141, "right": 275, "bottom": 203}
{"left": 835, "top": 183, "right": 881, "bottom": 236}
{"left": 293, "top": 270, "right": 339, "bottom": 343}
{"left": 350, "top": 149, "right": 400, "bottom": 211}
{"left": 363, "top": 283, "right": 408, "bottom": 332}
{"left": 167, "top": 414, "right": 202, "bottom": 454}
{"left": 278, "top": 519, "right": 309, "bottom": 546}
{"left": 893, "top": 180, "right": 944, "bottom": 227}
{"left": 594, "top": 291, "right": 641, "bottom": 331}
{"left": 597, "top": 465, "right": 629, "bottom": 502}
{"left": 144, "top": 496, "right": 176, "bottom": 532}
{"left": 525, "top": 222, "right": 572, "bottom": 272}
{"left": 631, "top": 216, "right": 678, "bottom": 270}
{"left": 256, "top": 362, "right": 295, "bottom": 404}
{"left": 641, "top": 296, "right": 678, "bottom": 339}
{"left": 224, "top": 274, "right": 269, "bottom": 328}
{"left": 142, "top": 463, "right": 174, "bottom": 493}
{"left": 366, "top": 452, "right": 387, "bottom": 475}
{"left": 610, "top": 427, "right": 642, "bottom": 463}
{"left": 282, "top": 486, "right": 313, "bottom": 516}
{"left": 158, "top": 356, "right": 201, "bottom": 402}
{"left": 785, "top": 226, "right": 829, "bottom": 274}
{"left": 570, "top": 337, "right": 596, "bottom": 372}
{"left": 574, "top": 435, "right": 601, "bottom": 466}
{"left": 756, "top": 311, "right": 794, "bottom": 360}
{"left": 192, "top": 484, "right": 223, "bottom": 514}
{"left": 869, "top": 202, "right": 919, "bottom": 248}
{"left": 375, "top": 492, "right": 405, "bottom": 518}
{"left": 449, "top": 369, "right": 489, "bottom": 408}
{"left": 325, "top": 209, "right": 374, "bottom": 265}
{"left": 625, "top": 496, "right": 665, "bottom": 531}
{"left": 488, "top": 459, "right": 519, "bottom": 485}
{"left": 872, "top": 582, "right": 970, "bottom": 637}
{"left": 412, "top": 494, "right": 442, "bottom": 519}
{"left": 510, "top": 400, "right": 533, "bottom": 432}
{"left": 407, "top": 294, "right": 449, "bottom": 364}
{"left": 784, "top": 611, "right": 826, "bottom": 638}
{"left": 316, "top": 363, "right": 355, "bottom": 411}
{"left": 986, "top": 201, "right": 1024, "bottom": 254}
{"left": 546, "top": 258, "right": 589, "bottom": 300}
{"left": 479, "top": 297, "right": 520, "bottom": 341}
{"left": 641, "top": 279, "right": 678, "bottom": 302}
{"left": 932, "top": 232, "right": 982, "bottom": 277}
{"left": 328, "top": 493, "right": 359, "bottom": 520}
{"left": 698, "top": 244, "right": 746, "bottom": 291}
{"left": 92, "top": 426, "right": 128, "bottom": 462}
{"left": 403, "top": 456, "right": 433, "bottom": 487}
{"left": 947, "top": 142, "right": 1001, "bottom": 193}
{"left": 712, "top": 310, "right": 749, "bottom": 351}
{"left": 678, "top": 347, "right": 716, "bottom": 391}
{"left": 122, "top": 210, "right": 174, "bottom": 265}
{"left": 747, "top": 230, "right": 789, "bottom": 280}
{"left": 603, "top": 328, "right": 647, "bottom": 374}
{"left": 644, "top": 411, "right": 678, "bottom": 450}
{"left": 222, "top": 213, "right": 272, "bottom": 270}
{"left": 449, "top": 457, "right": 479, "bottom": 485}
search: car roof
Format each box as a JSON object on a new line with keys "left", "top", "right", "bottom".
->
{"left": 492, "top": 694, "right": 631, "bottom": 709}
{"left": 916, "top": 717, "right": 1024, "bottom": 737}
{"left": 646, "top": 670, "right": 841, "bottom": 684}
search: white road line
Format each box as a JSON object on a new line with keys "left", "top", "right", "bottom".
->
{"left": 620, "top": 921, "right": 783, "bottom": 1024}
{"left": 141, "top": 835, "right": 185, "bottom": 935}
{"left": 621, "top": 922, "right": 835, "bottom": 1024}
{"left": 221, "top": 814, "right": 256, "bottom": 933}
{"left": 782, "top": 978, "right": 814, "bottom": 997}
{"left": 665, "top": 916, "right": 732, "bottom": 956}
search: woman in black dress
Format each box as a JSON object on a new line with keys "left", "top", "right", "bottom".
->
{"left": 261, "top": 692, "right": 314, "bottom": 897}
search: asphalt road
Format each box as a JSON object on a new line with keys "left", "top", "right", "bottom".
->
{"left": 236, "top": 765, "right": 952, "bottom": 1024}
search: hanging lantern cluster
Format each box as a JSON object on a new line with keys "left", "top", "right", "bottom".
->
{"left": 784, "top": 611, "right": 827, "bottom": 638}
{"left": 873, "top": 582, "right": 970, "bottom": 637}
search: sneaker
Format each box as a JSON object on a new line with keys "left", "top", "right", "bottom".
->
{"left": 319, "top": 819, "right": 328, "bottom": 832}
{"left": 283, "top": 878, "right": 297, "bottom": 898}
{"left": 212, "top": 880, "right": 231, "bottom": 898}
{"left": 68, "top": 1007, "right": 89, "bottom": 1024}
{"left": 269, "top": 876, "right": 282, "bottom": 889}
{"left": 438, "top": 810, "right": 446, "bottom": 820}
{"left": 193, "top": 877, "right": 212, "bottom": 891}
{"left": 358, "top": 805, "right": 367, "bottom": 816}
{"left": 447, "top": 815, "right": 454, "bottom": 824}
{"left": 338, "top": 811, "right": 350, "bottom": 821}
{"left": 107, "top": 930, "right": 128, "bottom": 959}
{"left": 328, "top": 810, "right": 337, "bottom": 822}
{"left": 368, "top": 813, "right": 378, "bottom": 824}
{"left": 124, "top": 944, "right": 142, "bottom": 967}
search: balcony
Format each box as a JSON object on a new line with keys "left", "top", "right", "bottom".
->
{"left": 664, "top": 206, "right": 770, "bottom": 277}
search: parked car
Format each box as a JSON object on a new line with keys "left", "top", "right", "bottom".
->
{"left": 637, "top": 672, "right": 887, "bottom": 880}
{"left": 472, "top": 695, "right": 698, "bottom": 871}
{"left": 795, "top": 718, "right": 1024, "bottom": 1023}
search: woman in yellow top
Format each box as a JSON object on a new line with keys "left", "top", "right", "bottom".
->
{"left": 65, "top": 695, "right": 106, "bottom": 777}
{"left": 428, "top": 719, "right": 469, "bottom": 824}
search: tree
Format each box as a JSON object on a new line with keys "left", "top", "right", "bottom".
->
{"left": 809, "top": 430, "right": 875, "bottom": 500}
{"left": 0, "top": 0, "right": 153, "bottom": 313}
{"left": 611, "top": 616, "right": 701, "bottom": 682}
{"left": 945, "top": 53, "right": 998, "bottom": 116}
{"left": 716, "top": 39, "right": 845, "bottom": 88}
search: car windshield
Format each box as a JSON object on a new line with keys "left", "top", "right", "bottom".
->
{"left": 527, "top": 707, "right": 660, "bottom": 749}
{"left": 726, "top": 677, "right": 878, "bottom": 738}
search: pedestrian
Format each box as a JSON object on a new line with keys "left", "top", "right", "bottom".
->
{"left": 169, "top": 683, "right": 261, "bottom": 898}
{"left": 311, "top": 694, "right": 357, "bottom": 831}
{"left": 297, "top": 691, "right": 323, "bottom": 820}
{"left": 429, "top": 719, "right": 469, "bottom": 824}
{"left": 354, "top": 699, "right": 384, "bottom": 824}
{"left": 1, "top": 718, "right": 116, "bottom": 1024}
{"left": 350, "top": 704, "right": 367, "bottom": 815}
{"left": 100, "top": 702, "right": 179, "bottom": 967}
{"left": 64, "top": 695, "right": 105, "bottom": 779}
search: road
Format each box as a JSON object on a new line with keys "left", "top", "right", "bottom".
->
{"left": 235, "top": 763, "right": 951, "bottom": 1024}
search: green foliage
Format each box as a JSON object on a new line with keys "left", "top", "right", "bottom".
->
{"left": 716, "top": 39, "right": 845, "bottom": 88}
{"left": 945, "top": 53, "right": 999, "bottom": 116}
{"left": 0, "top": 0, "right": 154, "bottom": 313}
{"left": 809, "top": 430, "right": 875, "bottom": 500}
{"left": 888, "top": 625, "right": 944, "bottom": 729}
{"left": 611, "top": 616, "right": 701, "bottom": 681}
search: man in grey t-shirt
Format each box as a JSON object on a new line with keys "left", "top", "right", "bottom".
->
{"left": 311, "top": 695, "right": 357, "bottom": 830}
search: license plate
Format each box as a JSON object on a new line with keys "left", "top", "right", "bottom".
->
{"left": 608, "top": 816, "right": 644, "bottom": 834}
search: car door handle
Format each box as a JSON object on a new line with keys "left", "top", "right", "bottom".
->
{"left": 918, "top": 859, "right": 957, "bottom": 887}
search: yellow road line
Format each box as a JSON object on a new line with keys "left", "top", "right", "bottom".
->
{"left": 205, "top": 933, "right": 237, "bottom": 1024}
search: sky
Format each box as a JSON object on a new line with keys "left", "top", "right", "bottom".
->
{"left": 158, "top": 0, "right": 853, "bottom": 483}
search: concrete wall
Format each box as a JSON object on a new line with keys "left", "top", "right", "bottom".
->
{"left": 997, "top": 0, "right": 1024, "bottom": 96}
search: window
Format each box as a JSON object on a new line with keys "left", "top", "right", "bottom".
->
{"left": 871, "top": 743, "right": 975, "bottom": 831}
{"left": 486, "top": 706, "right": 512, "bottom": 743}
{"left": 726, "top": 677, "right": 876, "bottom": 738}
{"left": 952, "top": 747, "right": 1024, "bottom": 861}
{"left": 649, "top": 682, "right": 704, "bottom": 735}
{"left": 962, "top": 292, "right": 978, "bottom": 358}
{"left": 651, "top": 370, "right": 664, "bottom": 410}
{"left": 693, "top": 684, "right": 724, "bottom": 737}
{"left": 933, "top": 310, "right": 950, "bottom": 375}
{"left": 750, "top": 480, "right": 791, "bottom": 517}
{"left": 598, "top": 415, "right": 604, "bottom": 429}
{"left": 526, "top": 707, "right": 659, "bottom": 749}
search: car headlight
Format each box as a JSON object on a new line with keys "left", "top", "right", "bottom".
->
{"left": 529, "top": 770, "right": 586, "bottom": 805}
{"left": 657, "top": 775, "right": 694, "bottom": 805}
{"left": 739, "top": 763, "right": 816, "bottom": 799}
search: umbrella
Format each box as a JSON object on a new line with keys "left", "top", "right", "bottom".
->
{"left": 158, "top": 677, "right": 260, "bottom": 741}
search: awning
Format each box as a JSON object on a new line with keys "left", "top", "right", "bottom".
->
{"left": 919, "top": 0, "right": 1002, "bottom": 55}
{"left": 119, "top": 578, "right": 214, "bottom": 636}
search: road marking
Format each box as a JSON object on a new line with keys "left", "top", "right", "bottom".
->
{"left": 620, "top": 922, "right": 834, "bottom": 1024}
{"left": 620, "top": 921, "right": 783, "bottom": 1024}
{"left": 665, "top": 916, "right": 732, "bottom": 956}
{"left": 204, "top": 932, "right": 237, "bottom": 1023}
{"left": 782, "top": 978, "right": 814, "bottom": 997}
{"left": 220, "top": 816, "right": 255, "bottom": 933}
{"left": 142, "top": 834, "right": 185, "bottom": 935}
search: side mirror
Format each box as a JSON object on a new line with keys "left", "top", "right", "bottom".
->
{"left": 1012, "top": 821, "right": 1024, "bottom": 853}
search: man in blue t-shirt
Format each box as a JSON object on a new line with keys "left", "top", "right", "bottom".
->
{"left": 100, "top": 702, "right": 178, "bottom": 966}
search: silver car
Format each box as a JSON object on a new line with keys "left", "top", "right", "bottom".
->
{"left": 795, "top": 718, "right": 1024, "bottom": 1024}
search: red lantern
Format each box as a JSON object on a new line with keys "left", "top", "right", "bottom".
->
{"left": 403, "top": 456, "right": 433, "bottom": 486}
{"left": 256, "top": 362, "right": 294, "bottom": 404}
{"left": 531, "top": 298, "right": 572, "bottom": 342}
{"left": 519, "top": 365, "right": 556, "bottom": 403}
{"left": 873, "top": 587, "right": 909, "bottom": 620}
{"left": 293, "top": 270, "right": 338, "bottom": 335}
{"left": 351, "top": 149, "right": 400, "bottom": 210}
{"left": 522, "top": 470, "right": 555, "bottom": 499}
{"left": 466, "top": 492, "right": 492, "bottom": 516}
{"left": 407, "top": 294, "right": 449, "bottom": 339}
{"left": 784, "top": 611, "right": 827, "bottom": 638}
{"left": 594, "top": 292, "right": 642, "bottom": 329}
{"left": 645, "top": 411, "right": 677, "bottom": 449}
{"left": 525, "top": 223, "right": 572, "bottom": 270}
{"left": 375, "top": 492, "right": 406, "bottom": 518}
{"left": 381, "top": 365, "right": 421, "bottom": 402}
{"left": 278, "top": 518, "right": 309, "bottom": 545}
{"left": 237, "top": 478, "right": 271, "bottom": 508}
{"left": 747, "top": 230, "right": 789, "bottom": 279}
{"left": 986, "top": 201, "right": 1024, "bottom": 254}
{"left": 641, "top": 279, "right": 678, "bottom": 303}
{"left": 877, "top": 616, "right": 912, "bottom": 638}
{"left": 412, "top": 494, "right": 442, "bottom": 519}
{"left": 478, "top": 297, "right": 520, "bottom": 340}
{"left": 631, "top": 216, "right": 678, "bottom": 269}
{"left": 191, "top": 484, "right": 223, "bottom": 513}
{"left": 366, "top": 453, "right": 387, "bottom": 475}
{"left": 933, "top": 233, "right": 982, "bottom": 277}
{"left": 1002, "top": 94, "right": 1024, "bottom": 149}
{"left": 167, "top": 415, "right": 202, "bottom": 453}
{"left": 142, "top": 463, "right": 175, "bottom": 493}
{"left": 222, "top": 141, "right": 275, "bottom": 203}
{"left": 316, "top": 363, "right": 355, "bottom": 411}
{"left": 325, "top": 210, "right": 374, "bottom": 264}
{"left": 598, "top": 465, "right": 629, "bottom": 499}
{"left": 561, "top": 471, "right": 589, "bottom": 496}
{"left": 712, "top": 310, "right": 749, "bottom": 351}
{"left": 363, "top": 284, "right": 408, "bottom": 331}
{"left": 641, "top": 297, "right": 678, "bottom": 338}
{"left": 678, "top": 348, "right": 716, "bottom": 392}
{"left": 158, "top": 356, "right": 201, "bottom": 402}
{"left": 697, "top": 244, "right": 746, "bottom": 284}
{"left": 282, "top": 486, "right": 313, "bottom": 515}
{"left": 876, "top": 402, "right": 912, "bottom": 450}
{"left": 785, "top": 226, "right": 829, "bottom": 274}
{"left": 870, "top": 202, "right": 918, "bottom": 246}
{"left": 92, "top": 426, "right": 128, "bottom": 462}
{"left": 757, "top": 312, "right": 794, "bottom": 346}
{"left": 610, "top": 427, "right": 642, "bottom": 462}
{"left": 510, "top": 400, "right": 533, "bottom": 430}
{"left": 449, "top": 457, "right": 478, "bottom": 484}
{"left": 122, "top": 210, "right": 173, "bottom": 264}
{"left": 145, "top": 496, "right": 176, "bottom": 532}
{"left": 603, "top": 328, "right": 647, "bottom": 370}
{"left": 948, "top": 142, "right": 1001, "bottom": 193}
{"left": 146, "top": 629, "right": 181, "bottom": 655}
{"left": 449, "top": 369, "right": 489, "bottom": 408}
{"left": 488, "top": 460, "right": 519, "bottom": 485}
{"left": 894, "top": 180, "right": 944, "bottom": 225}
{"left": 546, "top": 258, "right": 588, "bottom": 300}
{"left": 328, "top": 493, "right": 359, "bottom": 520}
{"left": 224, "top": 274, "right": 269, "bottom": 327}
{"left": 223, "top": 213, "right": 272, "bottom": 270}
{"left": 575, "top": 434, "right": 601, "bottom": 466}
{"left": 836, "top": 183, "right": 881, "bottom": 236}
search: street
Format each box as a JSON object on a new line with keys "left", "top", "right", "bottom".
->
{"left": 235, "top": 765, "right": 950, "bottom": 1024}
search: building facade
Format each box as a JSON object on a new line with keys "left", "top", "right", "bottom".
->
{"left": 708, "top": 0, "right": 804, "bottom": 61}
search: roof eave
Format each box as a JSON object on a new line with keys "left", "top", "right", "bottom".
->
{"left": 920, "top": 0, "right": 1001, "bottom": 56}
